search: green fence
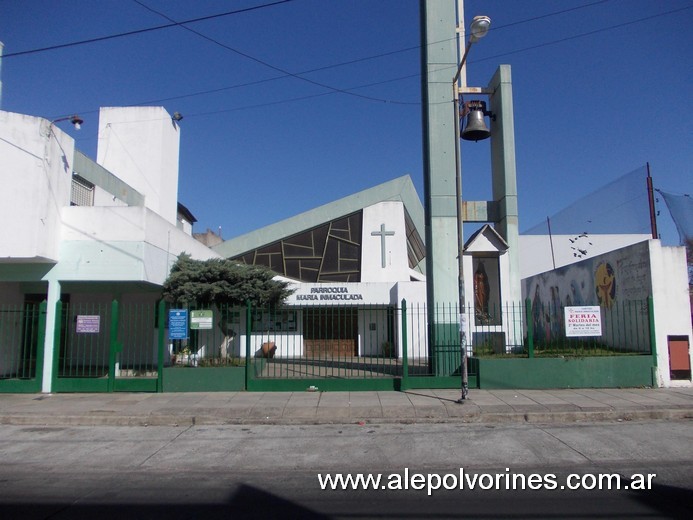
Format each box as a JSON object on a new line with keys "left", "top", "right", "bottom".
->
{"left": 0, "top": 302, "right": 46, "bottom": 393}
{"left": 244, "top": 298, "right": 654, "bottom": 391}
{"left": 53, "top": 300, "right": 160, "bottom": 392}
{"left": 525, "top": 298, "right": 653, "bottom": 358}
{"left": 0, "top": 296, "right": 657, "bottom": 394}
{"left": 245, "top": 303, "right": 404, "bottom": 391}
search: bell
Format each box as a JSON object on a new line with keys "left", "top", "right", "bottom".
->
{"left": 461, "top": 102, "right": 491, "bottom": 142}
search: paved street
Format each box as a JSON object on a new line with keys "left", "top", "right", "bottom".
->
{"left": 1, "top": 387, "right": 692, "bottom": 518}
{"left": 1, "top": 420, "right": 691, "bottom": 519}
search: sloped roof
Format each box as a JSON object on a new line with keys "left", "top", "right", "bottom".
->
{"left": 213, "top": 175, "right": 424, "bottom": 258}
{"left": 464, "top": 224, "right": 509, "bottom": 253}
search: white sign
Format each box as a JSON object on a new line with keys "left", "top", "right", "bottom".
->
{"left": 190, "top": 310, "right": 213, "bottom": 330}
{"left": 76, "top": 315, "right": 100, "bottom": 334}
{"left": 565, "top": 306, "right": 602, "bottom": 337}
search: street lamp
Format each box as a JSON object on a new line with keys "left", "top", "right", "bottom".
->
{"left": 50, "top": 114, "right": 84, "bottom": 132}
{"left": 453, "top": 15, "right": 491, "bottom": 403}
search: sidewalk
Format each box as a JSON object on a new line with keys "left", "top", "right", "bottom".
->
{"left": 1, "top": 387, "right": 692, "bottom": 427}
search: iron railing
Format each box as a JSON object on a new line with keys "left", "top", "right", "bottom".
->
{"left": 0, "top": 302, "right": 44, "bottom": 380}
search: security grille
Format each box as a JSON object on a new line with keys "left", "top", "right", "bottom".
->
{"left": 71, "top": 176, "right": 94, "bottom": 206}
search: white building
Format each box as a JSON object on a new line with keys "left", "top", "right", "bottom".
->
{"left": 1, "top": 105, "right": 689, "bottom": 391}
{"left": 0, "top": 107, "right": 219, "bottom": 392}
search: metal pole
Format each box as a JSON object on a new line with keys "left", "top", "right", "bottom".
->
{"left": 453, "top": 60, "right": 468, "bottom": 403}
{"left": 547, "top": 216, "right": 556, "bottom": 269}
{"left": 646, "top": 163, "right": 658, "bottom": 240}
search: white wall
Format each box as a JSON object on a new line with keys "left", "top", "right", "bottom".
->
{"left": 649, "top": 241, "right": 693, "bottom": 387}
{"left": 522, "top": 239, "right": 692, "bottom": 387}
{"left": 361, "top": 202, "right": 410, "bottom": 282}
{"left": 519, "top": 234, "right": 651, "bottom": 279}
{"left": 57, "top": 206, "right": 219, "bottom": 285}
{"left": 0, "top": 111, "right": 74, "bottom": 262}
{"left": 96, "top": 107, "right": 180, "bottom": 226}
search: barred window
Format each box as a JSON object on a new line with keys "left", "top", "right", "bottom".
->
{"left": 71, "top": 176, "right": 94, "bottom": 206}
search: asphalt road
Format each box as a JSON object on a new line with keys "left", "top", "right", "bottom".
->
{"left": 1, "top": 420, "right": 691, "bottom": 519}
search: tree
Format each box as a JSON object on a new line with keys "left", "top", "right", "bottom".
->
{"left": 162, "top": 254, "right": 293, "bottom": 307}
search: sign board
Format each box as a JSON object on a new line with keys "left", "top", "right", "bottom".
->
{"left": 169, "top": 309, "right": 189, "bottom": 339}
{"left": 564, "top": 306, "right": 602, "bottom": 337}
{"left": 76, "top": 315, "right": 100, "bottom": 334}
{"left": 190, "top": 310, "right": 213, "bottom": 330}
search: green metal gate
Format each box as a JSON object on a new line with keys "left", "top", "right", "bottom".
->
{"left": 53, "top": 300, "right": 162, "bottom": 392}
{"left": 246, "top": 303, "right": 404, "bottom": 391}
{"left": 0, "top": 301, "right": 46, "bottom": 393}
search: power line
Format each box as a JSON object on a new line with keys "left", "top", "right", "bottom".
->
{"left": 130, "top": 0, "right": 397, "bottom": 105}
{"left": 1, "top": 0, "right": 296, "bottom": 58}
{"left": 125, "top": 0, "right": 617, "bottom": 107}
{"left": 130, "top": 3, "right": 693, "bottom": 113}
{"left": 474, "top": 4, "right": 693, "bottom": 65}
{"left": 46, "top": 2, "right": 693, "bottom": 118}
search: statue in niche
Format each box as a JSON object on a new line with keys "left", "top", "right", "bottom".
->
{"left": 474, "top": 261, "right": 491, "bottom": 323}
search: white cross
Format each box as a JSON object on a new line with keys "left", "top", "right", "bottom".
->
{"left": 371, "top": 223, "right": 395, "bottom": 268}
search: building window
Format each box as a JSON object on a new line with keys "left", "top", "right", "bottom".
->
{"left": 71, "top": 176, "right": 94, "bottom": 206}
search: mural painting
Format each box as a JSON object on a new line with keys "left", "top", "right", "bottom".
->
{"left": 522, "top": 241, "right": 652, "bottom": 344}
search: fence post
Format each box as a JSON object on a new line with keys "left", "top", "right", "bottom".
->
{"left": 245, "top": 300, "right": 252, "bottom": 391}
{"left": 647, "top": 296, "right": 658, "bottom": 387}
{"left": 157, "top": 300, "right": 166, "bottom": 393}
{"left": 525, "top": 298, "right": 534, "bottom": 358}
{"left": 51, "top": 300, "right": 63, "bottom": 391}
{"left": 108, "top": 299, "right": 120, "bottom": 393}
{"left": 400, "top": 299, "right": 409, "bottom": 391}
{"left": 34, "top": 301, "right": 48, "bottom": 388}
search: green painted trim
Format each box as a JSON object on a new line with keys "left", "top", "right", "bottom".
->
{"left": 648, "top": 296, "right": 657, "bottom": 368}
{"left": 34, "top": 301, "right": 48, "bottom": 385}
{"left": 401, "top": 299, "right": 409, "bottom": 390}
{"left": 430, "top": 322, "right": 462, "bottom": 376}
{"left": 244, "top": 301, "right": 252, "bottom": 390}
{"left": 525, "top": 298, "right": 534, "bottom": 358}
{"left": 476, "top": 356, "right": 654, "bottom": 389}
{"left": 248, "top": 377, "right": 399, "bottom": 392}
{"left": 115, "top": 378, "right": 157, "bottom": 392}
{"left": 163, "top": 367, "right": 245, "bottom": 392}
{"left": 157, "top": 300, "right": 165, "bottom": 393}
{"left": 54, "top": 378, "right": 110, "bottom": 393}
{"left": 108, "top": 300, "right": 119, "bottom": 393}
{"left": 213, "top": 176, "right": 424, "bottom": 259}
{"left": 0, "top": 379, "right": 42, "bottom": 393}
{"left": 73, "top": 150, "right": 145, "bottom": 206}
{"left": 405, "top": 376, "right": 477, "bottom": 389}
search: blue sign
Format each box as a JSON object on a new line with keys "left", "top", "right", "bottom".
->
{"left": 169, "top": 309, "right": 188, "bottom": 340}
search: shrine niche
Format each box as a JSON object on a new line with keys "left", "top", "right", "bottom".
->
{"left": 473, "top": 257, "right": 500, "bottom": 325}
{"left": 463, "top": 224, "right": 509, "bottom": 328}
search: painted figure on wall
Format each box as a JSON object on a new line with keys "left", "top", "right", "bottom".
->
{"left": 474, "top": 261, "right": 491, "bottom": 322}
{"left": 595, "top": 262, "right": 616, "bottom": 308}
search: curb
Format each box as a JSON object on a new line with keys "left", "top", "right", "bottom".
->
{"left": 1, "top": 408, "right": 691, "bottom": 427}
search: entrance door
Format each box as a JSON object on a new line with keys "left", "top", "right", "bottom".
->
{"left": 113, "top": 301, "right": 160, "bottom": 392}
{"left": 303, "top": 307, "right": 358, "bottom": 357}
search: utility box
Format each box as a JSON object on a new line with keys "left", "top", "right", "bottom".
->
{"left": 668, "top": 336, "right": 691, "bottom": 380}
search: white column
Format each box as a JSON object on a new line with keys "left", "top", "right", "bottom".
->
{"left": 41, "top": 278, "right": 61, "bottom": 393}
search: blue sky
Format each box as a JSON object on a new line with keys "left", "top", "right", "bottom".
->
{"left": 1, "top": 0, "right": 691, "bottom": 245}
